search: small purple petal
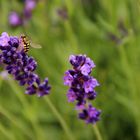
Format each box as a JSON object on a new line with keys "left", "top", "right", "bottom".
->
{"left": 0, "top": 32, "right": 10, "bottom": 47}
{"left": 63, "top": 71, "right": 73, "bottom": 86}
{"left": 67, "top": 89, "right": 77, "bottom": 102}
{"left": 80, "top": 64, "right": 91, "bottom": 76}
{"left": 83, "top": 77, "right": 99, "bottom": 93}
{"left": 78, "top": 104, "right": 101, "bottom": 124}
{"left": 86, "top": 57, "right": 96, "bottom": 69}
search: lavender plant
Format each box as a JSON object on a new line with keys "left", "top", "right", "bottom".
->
{"left": 9, "top": 12, "right": 22, "bottom": 27}
{"left": 0, "top": 32, "right": 51, "bottom": 96}
{"left": 9, "top": 0, "right": 37, "bottom": 27}
{"left": 64, "top": 54, "right": 101, "bottom": 124}
{"left": 24, "top": 0, "right": 37, "bottom": 22}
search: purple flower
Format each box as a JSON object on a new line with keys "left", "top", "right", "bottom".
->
{"left": 76, "top": 101, "right": 86, "bottom": 110}
{"left": 78, "top": 104, "right": 101, "bottom": 124}
{"left": 0, "top": 32, "right": 10, "bottom": 47}
{"left": 69, "top": 54, "right": 96, "bottom": 76}
{"left": 9, "top": 12, "right": 22, "bottom": 27}
{"left": 86, "top": 57, "right": 95, "bottom": 69}
{"left": 67, "top": 89, "right": 77, "bottom": 102}
{"left": 0, "top": 32, "right": 51, "bottom": 97}
{"left": 9, "top": 37, "right": 19, "bottom": 48}
{"left": 8, "top": 0, "right": 37, "bottom": 28}
{"left": 80, "top": 64, "right": 91, "bottom": 76}
{"left": 69, "top": 54, "right": 86, "bottom": 70}
{"left": 63, "top": 71, "right": 74, "bottom": 86}
{"left": 86, "top": 91, "right": 97, "bottom": 100}
{"left": 83, "top": 77, "right": 99, "bottom": 93}
{"left": 24, "top": 0, "right": 36, "bottom": 20}
{"left": 25, "top": 0, "right": 36, "bottom": 11}
{"left": 64, "top": 54, "right": 101, "bottom": 124}
{"left": 80, "top": 57, "right": 95, "bottom": 75}
{"left": 26, "top": 78, "right": 51, "bottom": 97}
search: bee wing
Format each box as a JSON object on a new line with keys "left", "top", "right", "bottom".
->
{"left": 30, "top": 42, "right": 42, "bottom": 49}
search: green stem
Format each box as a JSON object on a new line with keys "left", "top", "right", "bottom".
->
{"left": 44, "top": 97, "right": 75, "bottom": 140}
{"left": 93, "top": 125, "right": 103, "bottom": 140}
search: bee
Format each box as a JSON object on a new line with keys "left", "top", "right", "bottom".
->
{"left": 18, "top": 35, "right": 42, "bottom": 53}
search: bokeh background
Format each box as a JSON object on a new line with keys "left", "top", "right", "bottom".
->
{"left": 0, "top": 0, "right": 140, "bottom": 140}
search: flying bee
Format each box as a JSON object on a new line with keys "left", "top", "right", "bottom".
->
{"left": 18, "top": 35, "right": 42, "bottom": 53}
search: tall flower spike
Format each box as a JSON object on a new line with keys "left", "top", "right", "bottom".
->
{"left": 8, "top": 0, "right": 37, "bottom": 27}
{"left": 64, "top": 54, "right": 101, "bottom": 124}
{"left": 24, "top": 0, "right": 36, "bottom": 20}
{"left": 0, "top": 32, "right": 51, "bottom": 97}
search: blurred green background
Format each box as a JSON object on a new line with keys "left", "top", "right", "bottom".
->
{"left": 0, "top": 0, "right": 140, "bottom": 140}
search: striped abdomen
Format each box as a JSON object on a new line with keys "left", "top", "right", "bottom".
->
{"left": 23, "top": 42, "right": 30, "bottom": 53}
{"left": 21, "top": 35, "right": 30, "bottom": 53}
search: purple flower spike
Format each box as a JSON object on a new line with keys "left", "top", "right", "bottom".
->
{"left": 0, "top": 32, "right": 51, "bottom": 97}
{"left": 25, "top": 0, "right": 36, "bottom": 11}
{"left": 9, "top": 12, "right": 22, "bottom": 27}
{"left": 24, "top": 0, "right": 36, "bottom": 20}
{"left": 64, "top": 54, "right": 101, "bottom": 124}
{"left": 8, "top": 0, "right": 37, "bottom": 28}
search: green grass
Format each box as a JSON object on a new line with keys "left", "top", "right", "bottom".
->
{"left": 0, "top": 0, "right": 140, "bottom": 139}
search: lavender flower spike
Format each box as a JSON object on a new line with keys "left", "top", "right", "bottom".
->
{"left": 0, "top": 32, "right": 51, "bottom": 97}
{"left": 24, "top": 0, "right": 36, "bottom": 20}
{"left": 64, "top": 54, "right": 101, "bottom": 124}
{"left": 9, "top": 12, "right": 22, "bottom": 27}
{"left": 8, "top": 0, "right": 37, "bottom": 28}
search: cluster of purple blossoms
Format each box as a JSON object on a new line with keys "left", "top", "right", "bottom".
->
{"left": 8, "top": 12, "right": 22, "bottom": 27}
{"left": 64, "top": 55, "right": 101, "bottom": 124}
{"left": 0, "top": 32, "right": 51, "bottom": 97}
{"left": 9, "top": 0, "right": 37, "bottom": 27}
